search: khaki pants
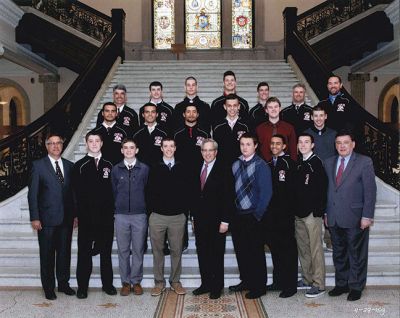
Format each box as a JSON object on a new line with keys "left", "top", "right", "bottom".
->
{"left": 295, "top": 214, "right": 326, "bottom": 289}
{"left": 149, "top": 213, "right": 185, "bottom": 285}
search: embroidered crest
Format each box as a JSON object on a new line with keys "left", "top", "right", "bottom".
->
{"left": 103, "top": 167, "right": 110, "bottom": 178}
{"left": 113, "top": 133, "right": 123, "bottom": 143}
{"left": 304, "top": 112, "right": 311, "bottom": 121}
{"left": 305, "top": 173, "right": 309, "bottom": 185}
{"left": 154, "top": 136, "right": 162, "bottom": 146}
{"left": 160, "top": 112, "right": 168, "bottom": 122}
{"left": 337, "top": 103, "right": 346, "bottom": 112}
{"left": 196, "top": 136, "right": 205, "bottom": 146}
{"left": 237, "top": 130, "right": 246, "bottom": 140}
{"left": 279, "top": 170, "right": 286, "bottom": 182}
{"left": 123, "top": 116, "right": 131, "bottom": 126}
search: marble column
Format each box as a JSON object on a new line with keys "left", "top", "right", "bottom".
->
{"left": 348, "top": 73, "right": 370, "bottom": 107}
{"left": 39, "top": 74, "right": 60, "bottom": 112}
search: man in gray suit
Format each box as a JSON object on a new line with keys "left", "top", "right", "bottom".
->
{"left": 324, "top": 130, "right": 376, "bottom": 301}
{"left": 28, "top": 133, "right": 77, "bottom": 300}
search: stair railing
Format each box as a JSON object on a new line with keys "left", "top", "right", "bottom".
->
{"left": 296, "top": 0, "right": 393, "bottom": 41}
{"left": 0, "top": 9, "right": 126, "bottom": 202}
{"left": 284, "top": 7, "right": 399, "bottom": 190}
{"left": 13, "top": 0, "right": 112, "bottom": 43}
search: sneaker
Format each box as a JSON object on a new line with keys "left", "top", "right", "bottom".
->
{"left": 297, "top": 279, "right": 312, "bottom": 290}
{"left": 151, "top": 284, "right": 166, "bottom": 296}
{"left": 170, "top": 282, "right": 186, "bottom": 295}
{"left": 305, "top": 286, "right": 325, "bottom": 298}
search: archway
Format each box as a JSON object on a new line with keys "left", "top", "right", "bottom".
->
{"left": 378, "top": 77, "right": 400, "bottom": 125}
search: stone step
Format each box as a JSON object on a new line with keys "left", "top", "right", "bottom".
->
{"left": 0, "top": 264, "right": 398, "bottom": 287}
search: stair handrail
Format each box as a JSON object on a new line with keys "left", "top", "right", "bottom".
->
{"left": 296, "top": 0, "right": 394, "bottom": 41}
{"left": 0, "top": 31, "right": 121, "bottom": 202}
{"left": 284, "top": 7, "right": 399, "bottom": 190}
{"left": 13, "top": 0, "right": 112, "bottom": 42}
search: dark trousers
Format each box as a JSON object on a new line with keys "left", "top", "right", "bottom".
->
{"left": 329, "top": 225, "right": 369, "bottom": 291}
{"left": 194, "top": 219, "right": 226, "bottom": 292}
{"left": 231, "top": 213, "right": 267, "bottom": 293}
{"left": 265, "top": 226, "right": 298, "bottom": 292}
{"left": 76, "top": 226, "right": 114, "bottom": 291}
{"left": 37, "top": 223, "right": 73, "bottom": 292}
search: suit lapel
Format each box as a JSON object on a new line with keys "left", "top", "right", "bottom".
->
{"left": 336, "top": 152, "right": 356, "bottom": 189}
{"left": 44, "top": 157, "right": 60, "bottom": 183}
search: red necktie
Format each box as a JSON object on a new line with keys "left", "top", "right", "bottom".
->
{"left": 189, "top": 127, "right": 193, "bottom": 138}
{"left": 336, "top": 157, "right": 345, "bottom": 185}
{"left": 200, "top": 163, "right": 208, "bottom": 190}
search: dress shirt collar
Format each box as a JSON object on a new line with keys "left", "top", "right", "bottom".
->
{"left": 302, "top": 151, "right": 314, "bottom": 161}
{"left": 102, "top": 121, "right": 116, "bottom": 129}
{"left": 48, "top": 155, "right": 64, "bottom": 173}
{"left": 163, "top": 157, "right": 175, "bottom": 167}
{"left": 87, "top": 153, "right": 102, "bottom": 160}
{"left": 311, "top": 125, "right": 327, "bottom": 135}
{"left": 240, "top": 153, "right": 256, "bottom": 162}
{"left": 124, "top": 159, "right": 137, "bottom": 170}
{"left": 226, "top": 116, "right": 239, "bottom": 128}
{"left": 145, "top": 122, "right": 157, "bottom": 133}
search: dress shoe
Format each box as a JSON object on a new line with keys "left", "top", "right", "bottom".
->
{"left": 120, "top": 283, "right": 131, "bottom": 296}
{"left": 245, "top": 290, "right": 266, "bottom": 299}
{"left": 132, "top": 283, "right": 143, "bottom": 295}
{"left": 102, "top": 285, "right": 117, "bottom": 296}
{"left": 44, "top": 290, "right": 57, "bottom": 300}
{"left": 229, "top": 282, "right": 248, "bottom": 292}
{"left": 328, "top": 285, "right": 349, "bottom": 297}
{"left": 170, "top": 282, "right": 186, "bottom": 295}
{"left": 347, "top": 289, "right": 362, "bottom": 301}
{"left": 192, "top": 285, "right": 211, "bottom": 296}
{"left": 76, "top": 289, "right": 88, "bottom": 299}
{"left": 279, "top": 289, "right": 297, "bottom": 298}
{"left": 266, "top": 283, "right": 281, "bottom": 291}
{"left": 209, "top": 291, "right": 221, "bottom": 299}
{"left": 58, "top": 285, "right": 76, "bottom": 296}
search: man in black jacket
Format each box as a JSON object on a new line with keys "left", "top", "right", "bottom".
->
{"left": 213, "top": 94, "right": 250, "bottom": 167}
{"left": 191, "top": 139, "right": 234, "bottom": 299}
{"left": 294, "top": 133, "right": 328, "bottom": 298}
{"left": 133, "top": 102, "right": 168, "bottom": 167}
{"left": 147, "top": 138, "right": 189, "bottom": 297}
{"left": 249, "top": 82, "right": 269, "bottom": 130}
{"left": 72, "top": 132, "right": 116, "bottom": 299}
{"left": 91, "top": 102, "right": 129, "bottom": 165}
{"left": 210, "top": 70, "right": 249, "bottom": 128}
{"left": 265, "top": 134, "right": 298, "bottom": 298}
{"left": 174, "top": 76, "right": 211, "bottom": 133}
{"left": 96, "top": 84, "right": 139, "bottom": 135}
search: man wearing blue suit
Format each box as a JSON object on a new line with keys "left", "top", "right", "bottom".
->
{"left": 28, "top": 133, "right": 77, "bottom": 300}
{"left": 324, "top": 130, "right": 376, "bottom": 301}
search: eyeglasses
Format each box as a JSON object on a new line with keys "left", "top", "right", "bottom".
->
{"left": 46, "top": 141, "right": 63, "bottom": 146}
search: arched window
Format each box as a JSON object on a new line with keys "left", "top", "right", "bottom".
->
{"left": 153, "top": 0, "right": 175, "bottom": 49}
{"left": 185, "top": 0, "right": 221, "bottom": 49}
{"left": 232, "top": 0, "right": 253, "bottom": 49}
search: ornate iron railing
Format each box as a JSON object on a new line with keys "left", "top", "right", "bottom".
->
{"left": 0, "top": 33, "right": 121, "bottom": 201}
{"left": 15, "top": 0, "right": 112, "bottom": 42}
{"left": 297, "top": 0, "right": 393, "bottom": 40}
{"left": 284, "top": 7, "right": 399, "bottom": 190}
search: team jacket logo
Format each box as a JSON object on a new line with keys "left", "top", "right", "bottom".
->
{"left": 113, "top": 133, "right": 123, "bottom": 143}
{"left": 196, "top": 136, "right": 205, "bottom": 146}
{"left": 237, "top": 130, "right": 246, "bottom": 140}
{"left": 154, "top": 136, "right": 162, "bottom": 146}
{"left": 160, "top": 112, "right": 168, "bottom": 122}
{"left": 305, "top": 173, "right": 309, "bottom": 185}
{"left": 304, "top": 112, "right": 311, "bottom": 121}
{"left": 279, "top": 170, "right": 286, "bottom": 182}
{"left": 103, "top": 167, "right": 110, "bottom": 178}
{"left": 123, "top": 116, "right": 131, "bottom": 126}
{"left": 337, "top": 103, "right": 346, "bottom": 112}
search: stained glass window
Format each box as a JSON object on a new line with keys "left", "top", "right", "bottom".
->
{"left": 154, "top": 0, "right": 175, "bottom": 49}
{"left": 185, "top": 0, "right": 221, "bottom": 49}
{"left": 232, "top": 0, "right": 253, "bottom": 49}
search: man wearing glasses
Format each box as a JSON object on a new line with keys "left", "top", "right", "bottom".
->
{"left": 28, "top": 133, "right": 77, "bottom": 300}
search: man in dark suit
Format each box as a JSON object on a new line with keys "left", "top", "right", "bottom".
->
{"left": 191, "top": 139, "right": 234, "bottom": 299}
{"left": 324, "top": 130, "right": 377, "bottom": 301}
{"left": 28, "top": 133, "right": 77, "bottom": 300}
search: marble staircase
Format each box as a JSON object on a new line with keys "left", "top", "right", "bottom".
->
{"left": 0, "top": 60, "right": 398, "bottom": 288}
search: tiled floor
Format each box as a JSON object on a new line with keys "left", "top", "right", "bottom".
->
{"left": 0, "top": 286, "right": 398, "bottom": 318}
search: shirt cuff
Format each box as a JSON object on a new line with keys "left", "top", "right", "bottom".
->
{"left": 221, "top": 222, "right": 229, "bottom": 226}
{"left": 362, "top": 217, "right": 374, "bottom": 221}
